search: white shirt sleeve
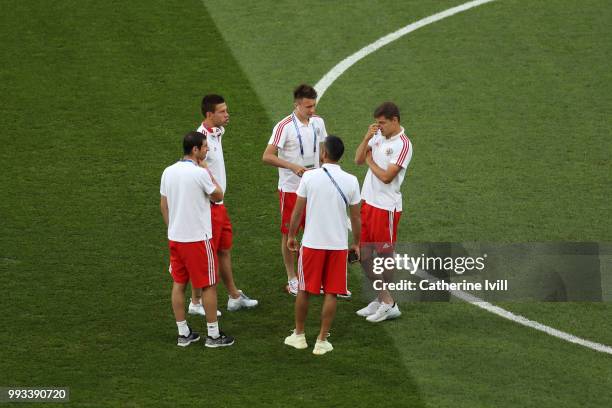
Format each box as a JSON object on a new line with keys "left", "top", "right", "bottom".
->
{"left": 160, "top": 169, "right": 167, "bottom": 196}
{"left": 296, "top": 173, "right": 309, "bottom": 198}
{"left": 269, "top": 121, "right": 289, "bottom": 149}
{"left": 196, "top": 168, "right": 217, "bottom": 196}
{"left": 349, "top": 176, "right": 361, "bottom": 205}
{"left": 389, "top": 138, "right": 411, "bottom": 168}
{"left": 318, "top": 118, "right": 328, "bottom": 140}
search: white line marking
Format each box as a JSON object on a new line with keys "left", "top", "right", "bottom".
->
{"left": 323, "top": 0, "right": 612, "bottom": 354}
{"left": 414, "top": 269, "right": 612, "bottom": 355}
{"left": 315, "top": 0, "right": 497, "bottom": 99}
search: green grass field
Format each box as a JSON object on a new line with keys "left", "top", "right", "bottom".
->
{"left": 1, "top": 0, "right": 611, "bottom": 406}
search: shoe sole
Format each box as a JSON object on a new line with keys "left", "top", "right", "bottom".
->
{"left": 227, "top": 303, "right": 259, "bottom": 312}
{"left": 356, "top": 310, "right": 376, "bottom": 317}
{"left": 366, "top": 310, "right": 402, "bottom": 323}
{"left": 313, "top": 347, "right": 333, "bottom": 355}
{"left": 205, "top": 339, "right": 235, "bottom": 348}
{"left": 177, "top": 336, "right": 200, "bottom": 347}
{"left": 284, "top": 341, "right": 308, "bottom": 350}
{"left": 188, "top": 310, "right": 222, "bottom": 317}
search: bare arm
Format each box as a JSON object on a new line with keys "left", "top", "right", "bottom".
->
{"left": 199, "top": 166, "right": 224, "bottom": 203}
{"left": 365, "top": 153, "right": 402, "bottom": 184}
{"left": 209, "top": 186, "right": 224, "bottom": 203}
{"left": 287, "top": 196, "right": 307, "bottom": 251}
{"left": 355, "top": 124, "right": 379, "bottom": 165}
{"left": 262, "top": 144, "right": 307, "bottom": 177}
{"left": 348, "top": 203, "right": 361, "bottom": 260}
{"left": 160, "top": 195, "right": 169, "bottom": 226}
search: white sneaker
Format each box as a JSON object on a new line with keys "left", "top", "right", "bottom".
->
{"left": 284, "top": 330, "right": 308, "bottom": 349}
{"left": 356, "top": 299, "right": 381, "bottom": 317}
{"left": 338, "top": 290, "right": 352, "bottom": 299}
{"left": 287, "top": 279, "right": 298, "bottom": 296}
{"left": 187, "top": 298, "right": 222, "bottom": 317}
{"left": 227, "top": 290, "right": 259, "bottom": 311}
{"left": 319, "top": 288, "right": 351, "bottom": 299}
{"left": 366, "top": 302, "right": 401, "bottom": 323}
{"left": 312, "top": 339, "right": 333, "bottom": 355}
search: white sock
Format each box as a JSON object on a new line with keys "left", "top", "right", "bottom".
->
{"left": 176, "top": 320, "right": 190, "bottom": 337}
{"left": 207, "top": 321, "right": 220, "bottom": 339}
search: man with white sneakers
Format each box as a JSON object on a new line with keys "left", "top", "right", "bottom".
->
{"left": 354, "top": 102, "right": 413, "bottom": 323}
{"left": 160, "top": 131, "right": 234, "bottom": 348}
{"left": 188, "top": 94, "right": 258, "bottom": 317}
{"left": 262, "top": 84, "right": 328, "bottom": 296}
{"left": 284, "top": 136, "right": 361, "bottom": 355}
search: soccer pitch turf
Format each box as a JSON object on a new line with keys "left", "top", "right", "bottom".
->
{"left": 1, "top": 0, "right": 611, "bottom": 406}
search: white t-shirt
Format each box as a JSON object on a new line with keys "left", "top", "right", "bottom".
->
{"left": 197, "top": 124, "right": 226, "bottom": 203}
{"left": 296, "top": 163, "right": 361, "bottom": 250}
{"left": 160, "top": 160, "right": 217, "bottom": 242}
{"left": 268, "top": 113, "right": 328, "bottom": 192}
{"left": 361, "top": 127, "right": 413, "bottom": 212}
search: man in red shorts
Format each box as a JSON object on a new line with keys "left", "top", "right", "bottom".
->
{"left": 284, "top": 135, "right": 360, "bottom": 355}
{"left": 160, "top": 131, "right": 234, "bottom": 348}
{"left": 262, "top": 84, "right": 328, "bottom": 295}
{"left": 187, "top": 94, "right": 258, "bottom": 316}
{"left": 354, "top": 102, "right": 413, "bottom": 323}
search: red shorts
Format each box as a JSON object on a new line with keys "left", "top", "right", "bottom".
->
{"left": 279, "top": 190, "right": 305, "bottom": 234}
{"left": 211, "top": 203, "right": 233, "bottom": 251}
{"left": 168, "top": 240, "right": 218, "bottom": 289}
{"left": 298, "top": 246, "right": 348, "bottom": 295}
{"left": 360, "top": 201, "right": 402, "bottom": 254}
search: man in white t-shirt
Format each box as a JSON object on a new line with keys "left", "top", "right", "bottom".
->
{"left": 354, "top": 102, "right": 413, "bottom": 323}
{"left": 160, "top": 131, "right": 234, "bottom": 348}
{"left": 262, "top": 84, "right": 328, "bottom": 296}
{"left": 283, "top": 135, "right": 361, "bottom": 355}
{"left": 187, "top": 94, "right": 258, "bottom": 317}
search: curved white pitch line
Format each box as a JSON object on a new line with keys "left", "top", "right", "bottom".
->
{"left": 315, "top": 0, "right": 497, "bottom": 99}
{"left": 414, "top": 269, "right": 612, "bottom": 355}
{"left": 320, "top": 0, "right": 612, "bottom": 355}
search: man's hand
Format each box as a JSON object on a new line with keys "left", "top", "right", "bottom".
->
{"left": 290, "top": 163, "right": 308, "bottom": 177}
{"left": 349, "top": 243, "right": 360, "bottom": 262}
{"left": 287, "top": 236, "right": 300, "bottom": 252}
{"left": 198, "top": 159, "right": 208, "bottom": 168}
{"left": 365, "top": 123, "right": 380, "bottom": 140}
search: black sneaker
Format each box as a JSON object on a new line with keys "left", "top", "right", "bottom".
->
{"left": 205, "top": 331, "right": 235, "bottom": 348}
{"left": 177, "top": 327, "right": 200, "bottom": 347}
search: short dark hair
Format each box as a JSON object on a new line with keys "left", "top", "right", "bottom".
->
{"left": 293, "top": 84, "right": 317, "bottom": 100}
{"left": 183, "top": 131, "right": 206, "bottom": 155}
{"left": 374, "top": 102, "right": 401, "bottom": 122}
{"left": 324, "top": 135, "right": 345, "bottom": 162}
{"left": 201, "top": 94, "right": 225, "bottom": 116}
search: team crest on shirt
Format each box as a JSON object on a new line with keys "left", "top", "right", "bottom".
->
{"left": 385, "top": 148, "right": 394, "bottom": 156}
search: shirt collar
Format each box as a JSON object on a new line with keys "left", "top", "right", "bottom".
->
{"left": 386, "top": 126, "right": 405, "bottom": 141}
{"left": 292, "top": 111, "right": 312, "bottom": 127}
{"left": 201, "top": 123, "right": 216, "bottom": 134}
{"left": 322, "top": 163, "right": 340, "bottom": 169}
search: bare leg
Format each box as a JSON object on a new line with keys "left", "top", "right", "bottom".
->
{"left": 282, "top": 234, "right": 297, "bottom": 281}
{"left": 380, "top": 264, "right": 395, "bottom": 304}
{"left": 360, "top": 246, "right": 394, "bottom": 304}
{"left": 294, "top": 290, "right": 310, "bottom": 334}
{"left": 218, "top": 249, "right": 240, "bottom": 298}
{"left": 172, "top": 282, "right": 187, "bottom": 322}
{"left": 191, "top": 287, "right": 202, "bottom": 305}
{"left": 201, "top": 285, "right": 218, "bottom": 324}
{"left": 319, "top": 294, "right": 337, "bottom": 340}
